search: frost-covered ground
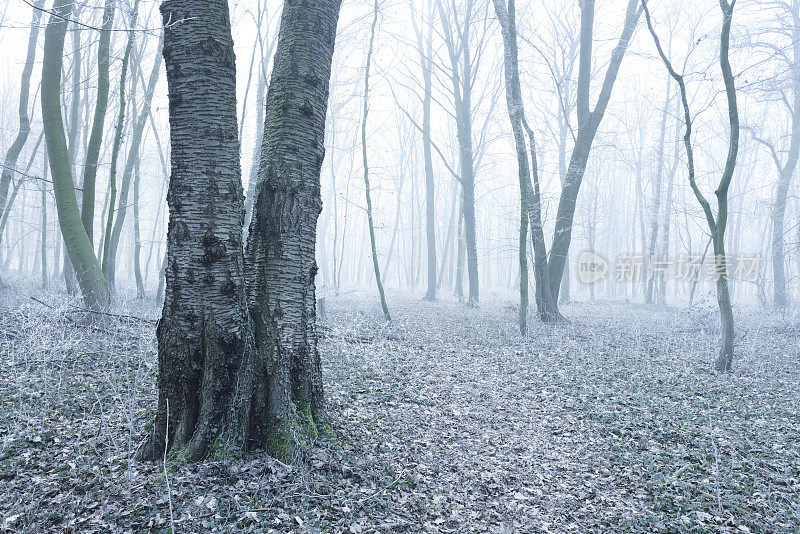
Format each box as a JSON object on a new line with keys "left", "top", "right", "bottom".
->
{"left": 0, "top": 284, "right": 798, "bottom": 533}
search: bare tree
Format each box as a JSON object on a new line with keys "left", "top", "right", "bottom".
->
{"left": 361, "top": 0, "right": 391, "bottom": 321}
{"left": 546, "top": 0, "right": 642, "bottom": 303}
{"left": 0, "top": 0, "right": 44, "bottom": 286}
{"left": 643, "top": 0, "right": 740, "bottom": 371}
{"left": 107, "top": 27, "right": 163, "bottom": 294}
{"left": 102, "top": 0, "right": 140, "bottom": 290}
{"left": 81, "top": 0, "right": 116, "bottom": 244}
{"left": 410, "top": 0, "right": 439, "bottom": 301}
{"left": 747, "top": 0, "right": 800, "bottom": 308}
{"left": 493, "top": 0, "right": 559, "bottom": 326}
{"left": 435, "top": 0, "right": 486, "bottom": 307}
{"left": 42, "top": 0, "right": 109, "bottom": 310}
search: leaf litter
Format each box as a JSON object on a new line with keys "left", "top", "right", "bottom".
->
{"left": 0, "top": 287, "right": 797, "bottom": 533}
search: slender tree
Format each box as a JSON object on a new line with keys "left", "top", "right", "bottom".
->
{"left": 132, "top": 156, "right": 145, "bottom": 299}
{"left": 361, "top": 0, "right": 391, "bottom": 321}
{"left": 643, "top": 0, "right": 740, "bottom": 371}
{"left": 107, "top": 29, "right": 163, "bottom": 293}
{"left": 102, "top": 0, "right": 140, "bottom": 288}
{"left": 0, "top": 0, "right": 44, "bottom": 285}
{"left": 410, "top": 0, "right": 438, "bottom": 301}
{"left": 41, "top": 151, "right": 49, "bottom": 290}
{"left": 42, "top": 0, "right": 110, "bottom": 310}
{"left": 748, "top": 0, "right": 800, "bottom": 308}
{"left": 492, "top": 0, "right": 560, "bottom": 326}
{"left": 436, "top": 0, "right": 483, "bottom": 307}
{"left": 546, "top": 0, "right": 642, "bottom": 302}
{"left": 82, "top": 0, "right": 116, "bottom": 243}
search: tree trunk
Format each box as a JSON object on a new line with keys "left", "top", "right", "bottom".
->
{"left": 771, "top": 1, "right": 800, "bottom": 308}
{"left": 546, "top": 0, "right": 641, "bottom": 301}
{"left": 437, "top": 181, "right": 458, "bottom": 290}
{"left": 360, "top": 0, "right": 391, "bottom": 322}
{"left": 132, "top": 156, "right": 145, "bottom": 299}
{"left": 138, "top": 0, "right": 253, "bottom": 462}
{"left": 712, "top": 0, "right": 738, "bottom": 371}
{"left": 102, "top": 0, "right": 140, "bottom": 290}
{"left": 42, "top": 0, "right": 109, "bottom": 310}
{"left": 459, "top": 53, "right": 479, "bottom": 308}
{"left": 41, "top": 150, "right": 49, "bottom": 290}
{"left": 0, "top": 0, "right": 44, "bottom": 276}
{"left": 643, "top": 0, "right": 738, "bottom": 371}
{"left": 493, "top": 0, "right": 560, "bottom": 326}
{"left": 82, "top": 0, "right": 116, "bottom": 244}
{"left": 436, "top": 0, "right": 479, "bottom": 307}
{"left": 421, "top": 24, "right": 437, "bottom": 301}
{"left": 107, "top": 28, "right": 162, "bottom": 294}
{"left": 455, "top": 195, "right": 465, "bottom": 300}
{"left": 62, "top": 12, "right": 84, "bottom": 294}
{"left": 244, "top": 0, "right": 343, "bottom": 457}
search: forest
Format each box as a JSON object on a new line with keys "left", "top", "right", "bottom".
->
{"left": 0, "top": 0, "right": 798, "bottom": 531}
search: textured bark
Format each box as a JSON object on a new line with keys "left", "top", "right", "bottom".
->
{"left": 42, "top": 0, "right": 110, "bottom": 310}
{"left": 139, "top": 0, "right": 251, "bottom": 462}
{"left": 361, "top": 0, "right": 391, "bottom": 322}
{"left": 244, "top": 0, "right": 342, "bottom": 456}
{"left": 142, "top": 0, "right": 342, "bottom": 462}
{"left": 82, "top": 0, "right": 116, "bottom": 243}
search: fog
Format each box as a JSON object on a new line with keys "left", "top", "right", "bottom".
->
{"left": 0, "top": 0, "right": 797, "bottom": 531}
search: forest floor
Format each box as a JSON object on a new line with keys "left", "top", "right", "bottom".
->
{"left": 0, "top": 283, "right": 798, "bottom": 533}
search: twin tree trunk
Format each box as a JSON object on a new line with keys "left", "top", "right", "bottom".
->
{"left": 42, "top": 0, "right": 110, "bottom": 311}
{"left": 545, "top": 0, "right": 641, "bottom": 303}
{"left": 140, "top": 0, "right": 342, "bottom": 462}
{"left": 493, "top": 0, "right": 559, "bottom": 327}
